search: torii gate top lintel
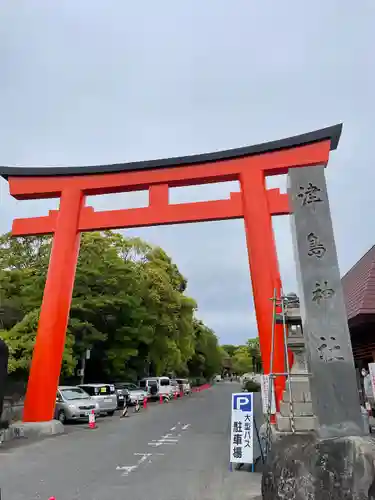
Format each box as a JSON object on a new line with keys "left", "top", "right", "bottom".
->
{"left": 1, "top": 123, "right": 341, "bottom": 184}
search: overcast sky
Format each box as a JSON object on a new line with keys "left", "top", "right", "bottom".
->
{"left": 0, "top": 1, "right": 374, "bottom": 345}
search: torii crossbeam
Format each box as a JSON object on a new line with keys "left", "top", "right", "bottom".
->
{"left": 0, "top": 124, "right": 342, "bottom": 423}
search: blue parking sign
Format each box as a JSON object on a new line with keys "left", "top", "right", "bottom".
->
{"left": 230, "top": 392, "right": 254, "bottom": 465}
{"left": 233, "top": 393, "right": 252, "bottom": 412}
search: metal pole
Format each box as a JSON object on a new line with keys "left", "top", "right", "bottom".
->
{"left": 267, "top": 288, "right": 277, "bottom": 414}
{"left": 265, "top": 288, "right": 277, "bottom": 454}
{"left": 281, "top": 293, "right": 295, "bottom": 434}
{"left": 269, "top": 289, "right": 277, "bottom": 377}
{"left": 80, "top": 356, "right": 86, "bottom": 385}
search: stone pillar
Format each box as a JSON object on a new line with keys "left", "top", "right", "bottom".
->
{"left": 287, "top": 165, "right": 364, "bottom": 439}
{"left": 262, "top": 165, "right": 375, "bottom": 500}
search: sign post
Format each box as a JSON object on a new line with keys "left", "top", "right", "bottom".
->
{"left": 260, "top": 375, "right": 276, "bottom": 415}
{"left": 230, "top": 392, "right": 254, "bottom": 466}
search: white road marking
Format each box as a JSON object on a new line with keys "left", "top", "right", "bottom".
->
{"left": 161, "top": 434, "right": 178, "bottom": 440}
{"left": 148, "top": 437, "right": 178, "bottom": 447}
{"left": 116, "top": 451, "right": 166, "bottom": 477}
{"left": 148, "top": 441, "right": 163, "bottom": 447}
{"left": 134, "top": 453, "right": 152, "bottom": 464}
{"left": 116, "top": 465, "right": 138, "bottom": 476}
{"left": 133, "top": 452, "right": 164, "bottom": 456}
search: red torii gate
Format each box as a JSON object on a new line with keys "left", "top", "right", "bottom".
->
{"left": 0, "top": 124, "right": 341, "bottom": 423}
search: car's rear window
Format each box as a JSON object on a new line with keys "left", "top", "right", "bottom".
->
{"left": 82, "top": 385, "right": 115, "bottom": 396}
{"left": 140, "top": 379, "right": 157, "bottom": 388}
{"left": 60, "top": 388, "right": 89, "bottom": 400}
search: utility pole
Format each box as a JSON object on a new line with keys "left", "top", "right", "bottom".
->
{"left": 80, "top": 349, "right": 91, "bottom": 385}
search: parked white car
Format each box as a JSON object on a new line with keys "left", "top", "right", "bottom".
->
{"left": 170, "top": 380, "right": 180, "bottom": 398}
{"left": 175, "top": 378, "right": 191, "bottom": 395}
{"left": 139, "top": 377, "right": 173, "bottom": 400}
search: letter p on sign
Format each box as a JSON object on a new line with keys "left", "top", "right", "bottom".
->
{"left": 233, "top": 394, "right": 252, "bottom": 412}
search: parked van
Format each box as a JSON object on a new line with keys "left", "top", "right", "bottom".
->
{"left": 139, "top": 378, "right": 158, "bottom": 397}
{"left": 78, "top": 383, "right": 117, "bottom": 416}
{"left": 175, "top": 378, "right": 191, "bottom": 395}
{"left": 139, "top": 377, "right": 173, "bottom": 400}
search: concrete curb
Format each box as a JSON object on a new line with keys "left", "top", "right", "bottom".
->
{"left": 0, "top": 419, "right": 64, "bottom": 444}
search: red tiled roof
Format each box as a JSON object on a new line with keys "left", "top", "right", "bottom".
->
{"left": 342, "top": 245, "right": 375, "bottom": 320}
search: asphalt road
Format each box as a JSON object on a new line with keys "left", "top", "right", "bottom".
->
{"left": 0, "top": 383, "right": 261, "bottom": 500}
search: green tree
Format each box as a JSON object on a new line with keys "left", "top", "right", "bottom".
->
{"left": 246, "top": 337, "right": 262, "bottom": 373}
{"left": 231, "top": 345, "right": 253, "bottom": 374}
{"left": 188, "top": 319, "right": 223, "bottom": 380}
{"left": 0, "top": 230, "right": 220, "bottom": 383}
{"left": 1, "top": 309, "right": 75, "bottom": 376}
{"left": 221, "top": 344, "right": 238, "bottom": 357}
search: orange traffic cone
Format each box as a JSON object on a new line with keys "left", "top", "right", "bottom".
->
{"left": 159, "top": 394, "right": 163, "bottom": 404}
{"left": 143, "top": 396, "right": 148, "bottom": 409}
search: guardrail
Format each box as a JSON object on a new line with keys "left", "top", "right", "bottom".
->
{"left": 192, "top": 383, "right": 211, "bottom": 392}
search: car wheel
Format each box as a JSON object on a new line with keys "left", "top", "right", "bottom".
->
{"left": 107, "top": 410, "right": 115, "bottom": 416}
{"left": 58, "top": 410, "right": 66, "bottom": 424}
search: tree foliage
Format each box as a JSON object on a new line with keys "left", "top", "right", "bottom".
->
{"left": 0, "top": 231, "right": 223, "bottom": 383}
{"left": 220, "top": 339, "right": 262, "bottom": 375}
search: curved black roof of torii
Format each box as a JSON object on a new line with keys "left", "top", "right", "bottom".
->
{"left": 0, "top": 123, "right": 342, "bottom": 179}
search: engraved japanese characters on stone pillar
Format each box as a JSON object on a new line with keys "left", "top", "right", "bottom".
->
{"left": 288, "top": 165, "right": 364, "bottom": 439}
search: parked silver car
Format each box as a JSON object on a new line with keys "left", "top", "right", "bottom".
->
{"left": 78, "top": 383, "right": 117, "bottom": 416}
{"left": 54, "top": 386, "right": 100, "bottom": 424}
{"left": 115, "top": 383, "right": 147, "bottom": 405}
